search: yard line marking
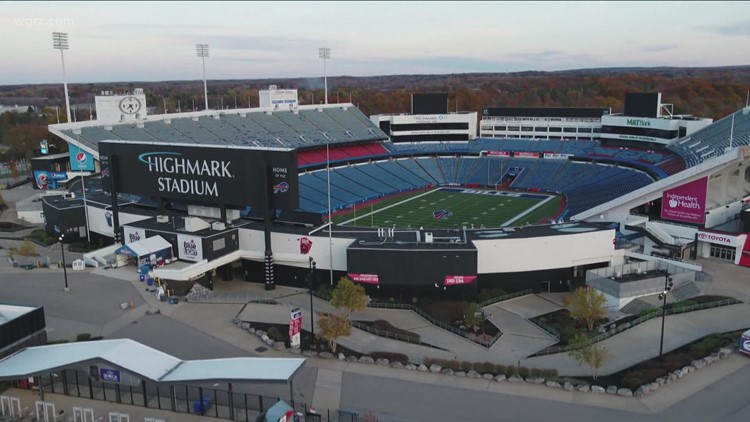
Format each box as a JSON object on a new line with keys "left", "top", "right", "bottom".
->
{"left": 338, "top": 189, "right": 440, "bottom": 226}
{"left": 501, "top": 195, "right": 555, "bottom": 227}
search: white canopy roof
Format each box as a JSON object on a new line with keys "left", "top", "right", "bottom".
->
{"left": 0, "top": 339, "right": 305, "bottom": 384}
{"left": 117, "top": 235, "right": 172, "bottom": 258}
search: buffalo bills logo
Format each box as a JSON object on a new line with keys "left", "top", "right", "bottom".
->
{"left": 36, "top": 173, "right": 48, "bottom": 189}
{"left": 273, "top": 182, "right": 289, "bottom": 194}
{"left": 76, "top": 152, "right": 87, "bottom": 166}
{"left": 433, "top": 210, "right": 453, "bottom": 220}
{"left": 300, "top": 237, "right": 313, "bottom": 254}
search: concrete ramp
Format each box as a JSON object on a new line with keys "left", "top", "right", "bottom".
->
{"left": 491, "top": 294, "right": 562, "bottom": 319}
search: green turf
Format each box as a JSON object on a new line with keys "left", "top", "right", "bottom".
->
{"left": 334, "top": 188, "right": 557, "bottom": 228}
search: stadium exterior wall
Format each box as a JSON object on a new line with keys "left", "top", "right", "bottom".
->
{"left": 473, "top": 229, "right": 615, "bottom": 274}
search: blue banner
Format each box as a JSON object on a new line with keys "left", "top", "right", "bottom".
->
{"left": 33, "top": 170, "right": 68, "bottom": 190}
{"left": 69, "top": 144, "right": 95, "bottom": 171}
{"left": 99, "top": 368, "right": 121, "bottom": 383}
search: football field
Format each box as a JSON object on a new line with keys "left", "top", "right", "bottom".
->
{"left": 334, "top": 188, "right": 562, "bottom": 228}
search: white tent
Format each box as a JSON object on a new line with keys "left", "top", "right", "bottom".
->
{"left": 115, "top": 235, "right": 172, "bottom": 258}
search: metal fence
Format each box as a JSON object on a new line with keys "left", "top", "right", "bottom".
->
{"left": 527, "top": 318, "right": 561, "bottom": 340}
{"left": 350, "top": 320, "right": 447, "bottom": 350}
{"left": 477, "top": 289, "right": 533, "bottom": 308}
{"left": 28, "top": 370, "right": 290, "bottom": 422}
{"left": 530, "top": 298, "right": 742, "bottom": 357}
{"left": 367, "top": 301, "right": 503, "bottom": 348}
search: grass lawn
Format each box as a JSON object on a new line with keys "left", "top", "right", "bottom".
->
{"left": 334, "top": 188, "right": 559, "bottom": 229}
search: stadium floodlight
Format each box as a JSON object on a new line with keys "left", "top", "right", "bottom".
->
{"left": 196, "top": 43, "right": 210, "bottom": 110}
{"left": 52, "top": 32, "right": 72, "bottom": 123}
{"left": 319, "top": 47, "right": 330, "bottom": 104}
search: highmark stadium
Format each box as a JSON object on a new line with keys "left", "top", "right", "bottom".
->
{"left": 33, "top": 85, "right": 750, "bottom": 305}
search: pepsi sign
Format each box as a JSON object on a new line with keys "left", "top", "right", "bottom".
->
{"left": 69, "top": 144, "right": 95, "bottom": 171}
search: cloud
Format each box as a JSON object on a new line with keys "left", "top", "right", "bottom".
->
{"left": 640, "top": 44, "right": 679, "bottom": 53}
{"left": 193, "top": 34, "right": 328, "bottom": 52}
{"left": 700, "top": 20, "right": 750, "bottom": 37}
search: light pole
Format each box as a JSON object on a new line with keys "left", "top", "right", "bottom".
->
{"left": 196, "top": 44, "right": 209, "bottom": 110}
{"left": 307, "top": 258, "right": 317, "bottom": 350}
{"left": 59, "top": 234, "right": 69, "bottom": 292}
{"left": 658, "top": 275, "right": 674, "bottom": 358}
{"left": 52, "top": 32, "right": 72, "bottom": 123}
{"left": 318, "top": 48, "right": 330, "bottom": 104}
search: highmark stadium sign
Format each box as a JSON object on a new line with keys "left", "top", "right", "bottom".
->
{"left": 99, "top": 141, "right": 298, "bottom": 209}
{"left": 139, "top": 152, "right": 233, "bottom": 197}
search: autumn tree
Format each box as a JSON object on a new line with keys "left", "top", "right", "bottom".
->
{"left": 316, "top": 313, "right": 351, "bottom": 353}
{"left": 331, "top": 276, "right": 368, "bottom": 321}
{"left": 568, "top": 333, "right": 609, "bottom": 380}
{"left": 563, "top": 287, "right": 607, "bottom": 332}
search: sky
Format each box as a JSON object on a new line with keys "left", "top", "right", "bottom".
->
{"left": 1, "top": 1, "right": 749, "bottom": 85}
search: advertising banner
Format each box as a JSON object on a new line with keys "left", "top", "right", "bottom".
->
{"left": 661, "top": 177, "right": 708, "bottom": 224}
{"left": 444, "top": 275, "right": 477, "bottom": 286}
{"left": 289, "top": 307, "right": 302, "bottom": 348}
{"left": 514, "top": 152, "right": 539, "bottom": 159}
{"left": 697, "top": 231, "right": 739, "bottom": 247}
{"left": 177, "top": 234, "right": 204, "bottom": 262}
{"left": 69, "top": 144, "right": 95, "bottom": 171}
{"left": 123, "top": 226, "right": 146, "bottom": 245}
{"left": 34, "top": 170, "right": 68, "bottom": 190}
{"left": 487, "top": 150, "right": 510, "bottom": 157}
{"left": 348, "top": 273, "right": 380, "bottom": 285}
{"left": 98, "top": 141, "right": 298, "bottom": 210}
{"left": 99, "top": 368, "right": 121, "bottom": 383}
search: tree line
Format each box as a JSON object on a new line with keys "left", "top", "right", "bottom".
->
{"left": 2, "top": 66, "right": 749, "bottom": 159}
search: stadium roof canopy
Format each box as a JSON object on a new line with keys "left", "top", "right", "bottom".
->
{"left": 49, "top": 104, "right": 388, "bottom": 154}
{"left": 0, "top": 339, "right": 305, "bottom": 384}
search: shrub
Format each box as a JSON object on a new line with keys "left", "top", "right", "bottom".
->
{"left": 421, "top": 301, "right": 469, "bottom": 325}
{"left": 29, "top": 229, "right": 58, "bottom": 246}
{"left": 316, "top": 283, "right": 334, "bottom": 301}
{"left": 639, "top": 308, "right": 660, "bottom": 319}
{"left": 422, "top": 357, "right": 433, "bottom": 368}
{"left": 483, "top": 362, "right": 496, "bottom": 374}
{"left": 15, "top": 240, "right": 37, "bottom": 256}
{"left": 530, "top": 368, "right": 541, "bottom": 378}
{"left": 540, "top": 368, "right": 558, "bottom": 379}
{"left": 370, "top": 352, "right": 408, "bottom": 365}
{"left": 688, "top": 333, "right": 725, "bottom": 358}
{"left": 504, "top": 366, "right": 517, "bottom": 377}
{"left": 76, "top": 333, "right": 92, "bottom": 342}
{"left": 621, "top": 367, "right": 667, "bottom": 389}
{"left": 266, "top": 326, "right": 286, "bottom": 342}
{"left": 662, "top": 353, "right": 693, "bottom": 372}
{"left": 477, "top": 288, "right": 507, "bottom": 303}
{"left": 621, "top": 373, "right": 644, "bottom": 390}
{"left": 518, "top": 366, "right": 530, "bottom": 378}
{"left": 461, "top": 361, "right": 472, "bottom": 372}
{"left": 448, "top": 360, "right": 460, "bottom": 371}
{"left": 472, "top": 362, "right": 485, "bottom": 373}
{"left": 495, "top": 365, "right": 506, "bottom": 375}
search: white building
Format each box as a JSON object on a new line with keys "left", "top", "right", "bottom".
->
{"left": 479, "top": 107, "right": 610, "bottom": 140}
{"left": 259, "top": 85, "right": 298, "bottom": 110}
{"left": 370, "top": 112, "right": 478, "bottom": 143}
{"left": 600, "top": 93, "right": 712, "bottom": 147}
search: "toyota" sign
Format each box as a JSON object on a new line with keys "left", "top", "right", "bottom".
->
{"left": 697, "top": 231, "right": 738, "bottom": 247}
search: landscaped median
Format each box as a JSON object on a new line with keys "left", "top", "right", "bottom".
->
{"left": 231, "top": 317, "right": 744, "bottom": 399}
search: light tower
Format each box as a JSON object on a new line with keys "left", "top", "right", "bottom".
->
{"left": 52, "top": 32, "right": 72, "bottom": 123}
{"left": 319, "top": 47, "right": 330, "bottom": 104}
{"left": 196, "top": 44, "right": 210, "bottom": 110}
